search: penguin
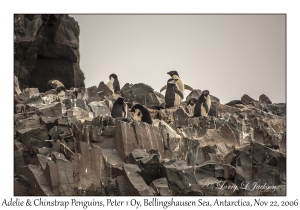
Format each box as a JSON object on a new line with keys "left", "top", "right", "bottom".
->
{"left": 193, "top": 90, "right": 211, "bottom": 117}
{"left": 47, "top": 79, "right": 66, "bottom": 96}
{"left": 185, "top": 97, "right": 197, "bottom": 115}
{"left": 186, "top": 98, "right": 197, "bottom": 107}
{"left": 160, "top": 70, "right": 193, "bottom": 102}
{"left": 111, "top": 97, "right": 128, "bottom": 118}
{"left": 107, "top": 73, "right": 120, "bottom": 93}
{"left": 130, "top": 103, "right": 152, "bottom": 124}
{"left": 165, "top": 78, "right": 184, "bottom": 108}
{"left": 47, "top": 80, "right": 65, "bottom": 91}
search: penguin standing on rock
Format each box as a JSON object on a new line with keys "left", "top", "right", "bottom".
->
{"left": 130, "top": 103, "right": 152, "bottom": 124}
{"left": 111, "top": 97, "right": 128, "bottom": 118}
{"left": 107, "top": 73, "right": 120, "bottom": 93}
{"left": 165, "top": 78, "right": 184, "bottom": 108}
{"left": 193, "top": 90, "right": 211, "bottom": 117}
{"left": 160, "top": 70, "right": 193, "bottom": 103}
{"left": 47, "top": 79, "right": 66, "bottom": 96}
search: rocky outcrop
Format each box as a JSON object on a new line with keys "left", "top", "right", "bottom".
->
{"left": 14, "top": 14, "right": 85, "bottom": 91}
{"left": 13, "top": 76, "right": 286, "bottom": 196}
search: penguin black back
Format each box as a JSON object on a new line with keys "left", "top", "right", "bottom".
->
{"left": 194, "top": 90, "right": 211, "bottom": 117}
{"left": 111, "top": 97, "right": 127, "bottom": 118}
{"left": 165, "top": 78, "right": 183, "bottom": 108}
{"left": 131, "top": 104, "right": 152, "bottom": 124}
{"left": 109, "top": 73, "right": 120, "bottom": 93}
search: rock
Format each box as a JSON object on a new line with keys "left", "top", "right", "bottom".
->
{"left": 139, "top": 154, "right": 160, "bottom": 185}
{"left": 38, "top": 102, "right": 62, "bottom": 118}
{"left": 150, "top": 177, "right": 171, "bottom": 196}
{"left": 241, "top": 94, "right": 256, "bottom": 105}
{"left": 186, "top": 89, "right": 202, "bottom": 103}
{"left": 194, "top": 161, "right": 215, "bottom": 181}
{"left": 70, "top": 142, "right": 107, "bottom": 191}
{"left": 88, "top": 101, "right": 111, "bottom": 117}
{"left": 116, "top": 176, "right": 130, "bottom": 195}
{"left": 14, "top": 178, "right": 30, "bottom": 196}
{"left": 128, "top": 149, "right": 148, "bottom": 164}
{"left": 44, "top": 161, "right": 60, "bottom": 195}
{"left": 17, "top": 126, "right": 51, "bottom": 154}
{"left": 14, "top": 14, "right": 84, "bottom": 91}
{"left": 122, "top": 164, "right": 153, "bottom": 195}
{"left": 20, "top": 164, "right": 54, "bottom": 195}
{"left": 18, "top": 88, "right": 40, "bottom": 100}
{"left": 226, "top": 100, "right": 244, "bottom": 106}
{"left": 223, "top": 164, "right": 236, "bottom": 179}
{"left": 40, "top": 116, "right": 58, "bottom": 130}
{"left": 161, "top": 160, "right": 197, "bottom": 195}
{"left": 98, "top": 81, "right": 113, "bottom": 96}
{"left": 14, "top": 150, "right": 26, "bottom": 174}
{"left": 15, "top": 114, "right": 41, "bottom": 130}
{"left": 259, "top": 94, "right": 272, "bottom": 104}
{"left": 14, "top": 75, "right": 22, "bottom": 95}
{"left": 49, "top": 152, "right": 74, "bottom": 195}
{"left": 105, "top": 179, "right": 118, "bottom": 196}
{"left": 121, "top": 83, "right": 165, "bottom": 107}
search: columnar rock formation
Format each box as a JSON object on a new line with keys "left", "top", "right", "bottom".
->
{"left": 14, "top": 77, "right": 286, "bottom": 196}
{"left": 14, "top": 14, "right": 85, "bottom": 91}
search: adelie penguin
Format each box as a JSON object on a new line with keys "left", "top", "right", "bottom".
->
{"left": 130, "top": 103, "right": 152, "bottom": 124}
{"left": 193, "top": 90, "right": 211, "bottom": 117}
{"left": 47, "top": 79, "right": 66, "bottom": 96}
{"left": 165, "top": 78, "right": 184, "bottom": 108}
{"left": 107, "top": 73, "right": 120, "bottom": 94}
{"left": 160, "top": 70, "right": 193, "bottom": 103}
{"left": 111, "top": 97, "right": 128, "bottom": 120}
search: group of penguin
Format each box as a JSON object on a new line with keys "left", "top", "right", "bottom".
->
{"left": 105, "top": 70, "right": 212, "bottom": 123}
{"left": 46, "top": 70, "right": 211, "bottom": 124}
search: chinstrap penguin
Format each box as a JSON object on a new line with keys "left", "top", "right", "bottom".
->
{"left": 165, "top": 78, "right": 184, "bottom": 108}
{"left": 160, "top": 70, "right": 193, "bottom": 103}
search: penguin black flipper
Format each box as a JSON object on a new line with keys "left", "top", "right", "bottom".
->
{"left": 184, "top": 84, "right": 193, "bottom": 91}
{"left": 174, "top": 88, "right": 184, "bottom": 99}
{"left": 160, "top": 85, "right": 167, "bottom": 93}
{"left": 113, "top": 79, "right": 120, "bottom": 93}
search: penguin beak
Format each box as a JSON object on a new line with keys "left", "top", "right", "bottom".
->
{"left": 167, "top": 71, "right": 172, "bottom": 76}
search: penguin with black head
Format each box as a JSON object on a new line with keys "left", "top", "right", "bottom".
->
{"left": 111, "top": 97, "right": 128, "bottom": 118}
{"left": 47, "top": 80, "right": 66, "bottom": 92}
{"left": 107, "top": 73, "right": 120, "bottom": 93}
{"left": 160, "top": 70, "right": 193, "bottom": 102}
{"left": 131, "top": 103, "right": 152, "bottom": 124}
{"left": 165, "top": 78, "right": 184, "bottom": 108}
{"left": 186, "top": 98, "right": 197, "bottom": 107}
{"left": 193, "top": 90, "right": 211, "bottom": 117}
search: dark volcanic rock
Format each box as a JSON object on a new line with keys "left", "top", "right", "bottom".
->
{"left": 14, "top": 14, "right": 85, "bottom": 91}
{"left": 139, "top": 154, "right": 160, "bottom": 185}
{"left": 241, "top": 94, "right": 255, "bottom": 105}
{"left": 121, "top": 83, "right": 165, "bottom": 107}
{"left": 259, "top": 94, "right": 272, "bottom": 104}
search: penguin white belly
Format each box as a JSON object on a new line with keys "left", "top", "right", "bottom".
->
{"left": 133, "top": 109, "right": 143, "bottom": 121}
{"left": 172, "top": 75, "right": 185, "bottom": 97}
{"left": 106, "top": 78, "right": 114, "bottom": 92}
{"left": 122, "top": 103, "right": 128, "bottom": 118}
{"left": 200, "top": 103, "right": 208, "bottom": 116}
{"left": 174, "top": 93, "right": 181, "bottom": 107}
